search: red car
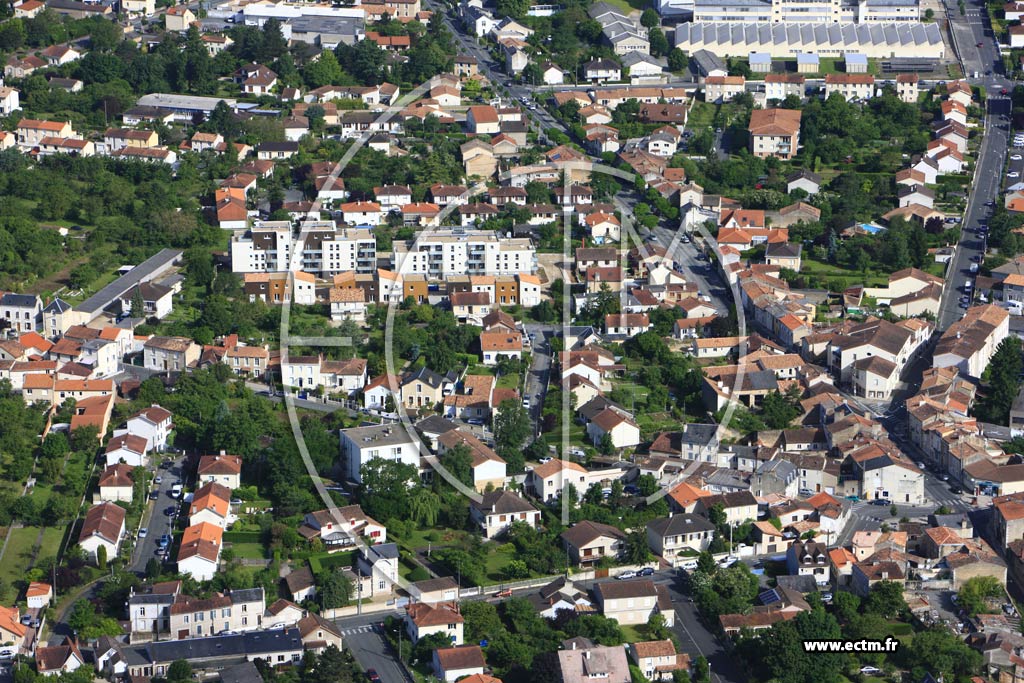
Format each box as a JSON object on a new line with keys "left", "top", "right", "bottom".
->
{"left": 366, "top": 670, "right": 381, "bottom": 682}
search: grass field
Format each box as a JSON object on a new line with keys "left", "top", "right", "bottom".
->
{"left": 228, "top": 542, "right": 267, "bottom": 560}
{"left": 0, "top": 527, "right": 41, "bottom": 585}
{"left": 484, "top": 543, "right": 517, "bottom": 581}
{"left": 800, "top": 258, "right": 890, "bottom": 288}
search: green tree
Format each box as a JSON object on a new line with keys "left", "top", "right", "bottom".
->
{"left": 624, "top": 529, "right": 651, "bottom": 564}
{"left": 668, "top": 48, "right": 688, "bottom": 72}
{"left": 957, "top": 575, "right": 1003, "bottom": 616}
{"left": 864, "top": 580, "right": 908, "bottom": 619}
{"left": 358, "top": 458, "right": 417, "bottom": 521}
{"left": 494, "top": 399, "right": 531, "bottom": 460}
{"left": 166, "top": 659, "right": 193, "bottom": 683}
{"left": 640, "top": 8, "right": 660, "bottom": 27}
{"left": 976, "top": 337, "right": 1023, "bottom": 424}
{"left": 408, "top": 486, "right": 441, "bottom": 527}
{"left": 317, "top": 569, "right": 354, "bottom": 609}
{"left": 439, "top": 443, "right": 474, "bottom": 489}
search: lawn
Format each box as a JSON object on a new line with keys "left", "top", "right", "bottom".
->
{"left": 0, "top": 527, "right": 42, "bottom": 585}
{"left": 800, "top": 258, "right": 890, "bottom": 288}
{"left": 495, "top": 372, "right": 521, "bottom": 390}
{"left": 228, "top": 542, "right": 267, "bottom": 560}
{"left": 598, "top": 0, "right": 647, "bottom": 10}
{"left": 484, "top": 543, "right": 516, "bottom": 581}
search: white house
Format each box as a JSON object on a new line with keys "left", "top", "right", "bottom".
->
{"left": 78, "top": 502, "right": 126, "bottom": 564}
{"left": 176, "top": 522, "right": 223, "bottom": 582}
{"left": 339, "top": 423, "right": 423, "bottom": 484}
{"left": 125, "top": 405, "right": 173, "bottom": 451}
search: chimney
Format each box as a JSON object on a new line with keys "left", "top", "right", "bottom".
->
{"left": 572, "top": 641, "right": 577, "bottom": 650}
{"left": 881, "top": 571, "right": 889, "bottom": 580}
{"left": 585, "top": 650, "right": 591, "bottom": 660}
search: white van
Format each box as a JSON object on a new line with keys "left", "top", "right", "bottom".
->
{"left": 170, "top": 484, "right": 183, "bottom": 499}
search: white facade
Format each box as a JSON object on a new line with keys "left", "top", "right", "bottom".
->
{"left": 392, "top": 230, "right": 536, "bottom": 278}
{"left": 339, "top": 425, "right": 423, "bottom": 483}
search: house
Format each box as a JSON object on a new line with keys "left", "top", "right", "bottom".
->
{"left": 748, "top": 108, "right": 801, "bottom": 160}
{"left": 629, "top": 640, "right": 690, "bottom": 682}
{"left": 167, "top": 588, "right": 266, "bottom": 639}
{"left": 704, "top": 76, "right": 745, "bottom": 103}
{"left": 786, "top": 170, "right": 821, "bottom": 196}
{"left": 404, "top": 602, "right": 464, "bottom": 645}
{"left": 561, "top": 520, "right": 627, "bottom": 565}
{"left": 35, "top": 639, "right": 84, "bottom": 677}
{"left": 0, "top": 87, "right": 19, "bottom": 116}
{"left": 604, "top": 313, "right": 650, "bottom": 337}
{"left": 40, "top": 44, "right": 80, "bottom": 66}
{"left": 824, "top": 73, "right": 875, "bottom": 101}
{"left": 433, "top": 646, "right": 486, "bottom": 682}
{"left": 284, "top": 565, "right": 317, "bottom": 603}
{"left": 896, "top": 73, "right": 919, "bottom": 103}
{"left": 188, "top": 482, "right": 232, "bottom": 529}
{"left": 646, "top": 514, "right": 716, "bottom": 564}
{"left": 298, "top": 505, "right": 386, "bottom": 548}
{"left": 584, "top": 58, "right": 621, "bottom": 83}
{"left": 143, "top": 336, "right": 200, "bottom": 373}
{"left": 126, "top": 405, "right": 173, "bottom": 452}
{"left": 586, "top": 406, "right": 641, "bottom": 450}
{"left": 786, "top": 540, "right": 831, "bottom": 586}
{"left": 541, "top": 61, "right": 565, "bottom": 84}
{"left": 339, "top": 423, "right": 423, "bottom": 483}
{"left": 1, "top": 293, "right": 41, "bottom": 333}
{"left": 594, "top": 579, "right": 675, "bottom": 627}
{"left": 461, "top": 138, "right": 497, "bottom": 178}
{"left": 25, "top": 582, "right": 53, "bottom": 610}
{"left": 765, "top": 73, "right": 805, "bottom": 102}
{"left": 165, "top": 5, "right": 196, "bottom": 31}
{"left": 437, "top": 429, "right": 506, "bottom": 492}
{"left": 933, "top": 304, "right": 1009, "bottom": 379}
{"left": 197, "top": 453, "right": 242, "bottom": 490}
{"left": 79, "top": 502, "right": 126, "bottom": 564}
{"left": 527, "top": 458, "right": 590, "bottom": 502}
{"left": 898, "top": 184, "right": 935, "bottom": 209}
{"left": 466, "top": 105, "right": 501, "bottom": 135}
{"left": 765, "top": 242, "right": 803, "bottom": 271}
{"left": 558, "top": 644, "right": 631, "bottom": 683}
{"left": 176, "top": 522, "right": 223, "bottom": 581}
{"left": 98, "top": 464, "right": 135, "bottom": 503}
{"left": 470, "top": 490, "right": 540, "bottom": 538}
{"left": 105, "top": 434, "right": 149, "bottom": 468}
{"left": 694, "top": 491, "right": 759, "bottom": 526}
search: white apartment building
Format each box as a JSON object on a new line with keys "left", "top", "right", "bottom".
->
{"left": 391, "top": 229, "right": 537, "bottom": 279}
{"left": 693, "top": 0, "right": 919, "bottom": 22}
{"left": 339, "top": 424, "right": 423, "bottom": 484}
{"left": 230, "top": 222, "right": 377, "bottom": 277}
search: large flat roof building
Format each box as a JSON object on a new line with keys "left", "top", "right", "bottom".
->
{"left": 675, "top": 21, "right": 943, "bottom": 58}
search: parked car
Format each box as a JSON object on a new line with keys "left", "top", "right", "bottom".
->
{"left": 638, "top": 567, "right": 655, "bottom": 576}
{"left": 679, "top": 559, "right": 699, "bottom": 571}
{"left": 617, "top": 570, "right": 637, "bottom": 580}
{"left": 138, "top": 528, "right": 148, "bottom": 538}
{"left": 860, "top": 666, "right": 881, "bottom": 675}
{"left": 494, "top": 589, "right": 512, "bottom": 598}
{"left": 718, "top": 556, "right": 738, "bottom": 568}
{"left": 870, "top": 498, "right": 891, "bottom": 506}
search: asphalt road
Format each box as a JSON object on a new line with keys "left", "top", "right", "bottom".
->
{"left": 342, "top": 624, "right": 412, "bottom": 683}
{"left": 936, "top": 93, "right": 1012, "bottom": 329}
{"left": 523, "top": 324, "right": 556, "bottom": 438}
{"left": 128, "top": 454, "right": 189, "bottom": 575}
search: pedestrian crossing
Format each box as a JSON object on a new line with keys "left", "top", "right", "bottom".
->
{"left": 339, "top": 625, "right": 375, "bottom": 636}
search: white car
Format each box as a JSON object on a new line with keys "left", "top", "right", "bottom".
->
{"left": 679, "top": 559, "right": 699, "bottom": 571}
{"left": 1013, "top": 154, "right": 1023, "bottom": 160}
{"left": 138, "top": 528, "right": 148, "bottom": 538}
{"left": 718, "top": 556, "right": 738, "bottom": 568}
{"left": 617, "top": 570, "right": 637, "bottom": 580}
{"left": 860, "top": 666, "right": 882, "bottom": 675}
{"left": 1010, "top": 172, "right": 1021, "bottom": 179}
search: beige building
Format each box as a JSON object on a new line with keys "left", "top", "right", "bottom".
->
{"left": 470, "top": 490, "right": 540, "bottom": 538}
{"left": 143, "top": 336, "right": 200, "bottom": 373}
{"left": 594, "top": 579, "right": 675, "bottom": 627}
{"left": 646, "top": 515, "right": 716, "bottom": 565}
{"left": 748, "top": 108, "right": 801, "bottom": 159}
{"left": 561, "top": 520, "right": 627, "bottom": 565}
